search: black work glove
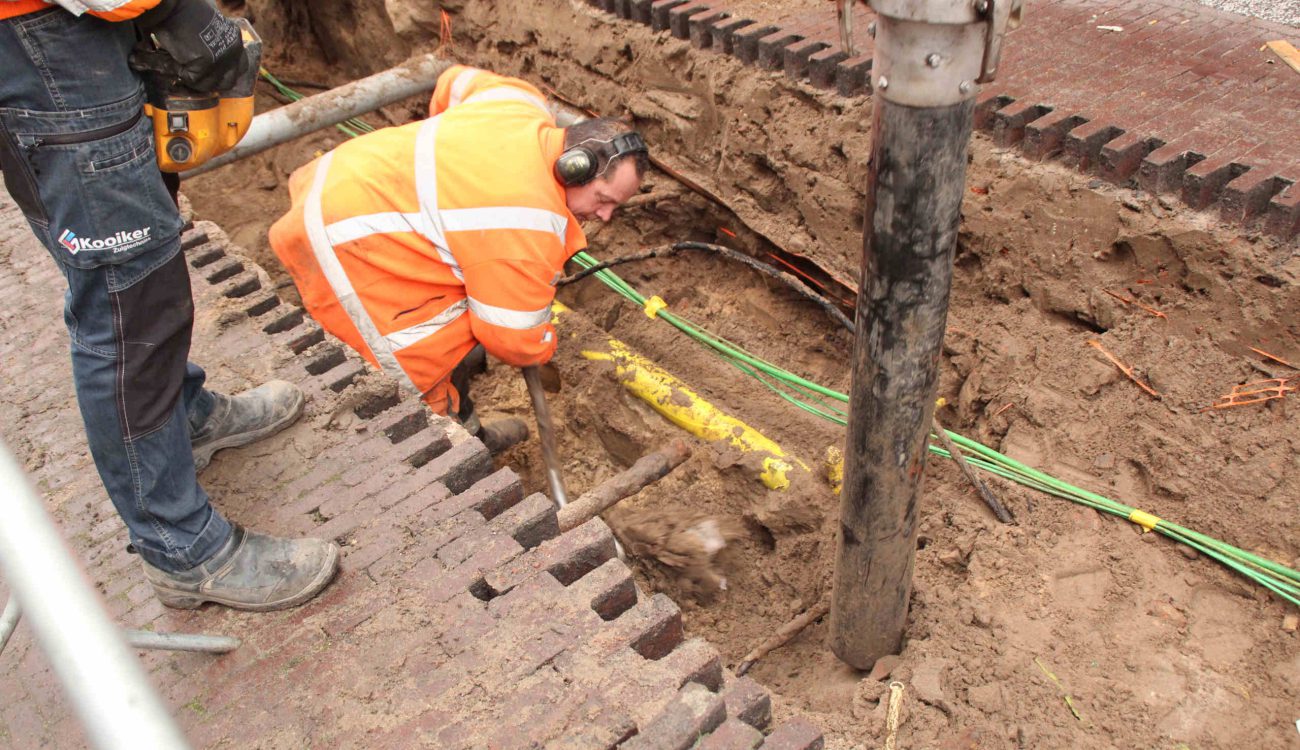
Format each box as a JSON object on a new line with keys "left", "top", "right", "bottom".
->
{"left": 137, "top": 0, "right": 246, "bottom": 92}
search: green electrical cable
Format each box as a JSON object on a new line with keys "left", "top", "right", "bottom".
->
{"left": 571, "top": 249, "right": 1300, "bottom": 607}
{"left": 259, "top": 68, "right": 376, "bottom": 138}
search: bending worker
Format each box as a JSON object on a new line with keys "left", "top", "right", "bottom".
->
{"left": 270, "top": 65, "right": 648, "bottom": 448}
{"left": 1, "top": 0, "right": 338, "bottom": 611}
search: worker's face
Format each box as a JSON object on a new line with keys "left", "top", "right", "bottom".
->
{"left": 565, "top": 159, "right": 641, "bottom": 223}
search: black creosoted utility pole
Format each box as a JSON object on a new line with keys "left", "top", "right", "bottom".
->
{"left": 830, "top": 0, "right": 1021, "bottom": 669}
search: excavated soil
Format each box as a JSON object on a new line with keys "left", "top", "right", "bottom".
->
{"left": 189, "top": 2, "right": 1299, "bottom": 748}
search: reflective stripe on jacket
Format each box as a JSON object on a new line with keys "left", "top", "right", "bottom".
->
{"left": 0, "top": 0, "right": 161, "bottom": 21}
{"left": 269, "top": 65, "right": 586, "bottom": 414}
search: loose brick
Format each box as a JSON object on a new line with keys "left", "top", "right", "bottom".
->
{"left": 662, "top": 636, "right": 724, "bottom": 691}
{"left": 379, "top": 405, "right": 431, "bottom": 444}
{"left": 699, "top": 718, "right": 764, "bottom": 750}
{"left": 568, "top": 557, "right": 638, "bottom": 621}
{"left": 264, "top": 308, "right": 310, "bottom": 339}
{"left": 628, "top": 593, "right": 686, "bottom": 660}
{"left": 1099, "top": 132, "right": 1165, "bottom": 182}
{"left": 973, "top": 91, "right": 1013, "bottom": 131}
{"left": 179, "top": 230, "right": 210, "bottom": 251}
{"left": 1064, "top": 119, "right": 1125, "bottom": 172}
{"left": 1181, "top": 154, "right": 1250, "bottom": 209}
{"left": 492, "top": 492, "right": 560, "bottom": 550}
{"left": 429, "top": 465, "right": 524, "bottom": 525}
{"left": 668, "top": 0, "right": 713, "bottom": 40}
{"left": 217, "top": 271, "right": 262, "bottom": 299}
{"left": 1264, "top": 183, "right": 1300, "bottom": 239}
{"left": 403, "top": 432, "right": 453, "bottom": 468}
{"left": 302, "top": 343, "right": 348, "bottom": 376}
{"left": 834, "top": 56, "right": 872, "bottom": 98}
{"left": 755, "top": 30, "right": 803, "bottom": 71}
{"left": 548, "top": 702, "right": 638, "bottom": 749}
{"left": 688, "top": 10, "right": 730, "bottom": 49}
{"left": 721, "top": 675, "right": 772, "bottom": 730}
{"left": 1219, "top": 167, "right": 1288, "bottom": 224}
{"left": 733, "top": 24, "right": 780, "bottom": 65}
{"left": 1139, "top": 141, "right": 1203, "bottom": 195}
{"left": 1022, "top": 110, "right": 1087, "bottom": 160}
{"left": 759, "top": 719, "right": 824, "bottom": 750}
{"left": 241, "top": 290, "right": 281, "bottom": 318}
{"left": 420, "top": 437, "right": 493, "bottom": 494}
{"left": 783, "top": 39, "right": 829, "bottom": 81}
{"left": 203, "top": 257, "right": 244, "bottom": 284}
{"left": 807, "top": 47, "right": 849, "bottom": 90}
{"left": 650, "top": 0, "right": 688, "bottom": 31}
{"left": 712, "top": 18, "right": 757, "bottom": 56}
{"left": 991, "top": 100, "right": 1051, "bottom": 147}
{"left": 621, "top": 682, "right": 726, "bottom": 750}
{"left": 629, "top": 0, "right": 654, "bottom": 24}
{"left": 482, "top": 514, "right": 615, "bottom": 596}
{"left": 187, "top": 242, "right": 226, "bottom": 268}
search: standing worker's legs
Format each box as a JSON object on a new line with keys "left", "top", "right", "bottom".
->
{"left": 0, "top": 9, "right": 336, "bottom": 609}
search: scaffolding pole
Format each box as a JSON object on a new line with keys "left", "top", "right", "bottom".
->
{"left": 0, "top": 442, "right": 190, "bottom": 749}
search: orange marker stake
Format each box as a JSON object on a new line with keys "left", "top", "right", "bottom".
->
{"left": 1249, "top": 346, "right": 1297, "bottom": 370}
{"left": 1102, "top": 289, "right": 1166, "bottom": 319}
{"left": 1087, "top": 340, "right": 1161, "bottom": 399}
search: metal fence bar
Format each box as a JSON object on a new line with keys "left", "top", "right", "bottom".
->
{"left": 0, "top": 595, "right": 19, "bottom": 654}
{"left": 0, "top": 442, "right": 190, "bottom": 750}
{"left": 125, "top": 629, "right": 240, "bottom": 654}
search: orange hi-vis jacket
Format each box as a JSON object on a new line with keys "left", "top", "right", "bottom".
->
{"left": 269, "top": 66, "right": 587, "bottom": 415}
{"left": 0, "top": 0, "right": 161, "bottom": 21}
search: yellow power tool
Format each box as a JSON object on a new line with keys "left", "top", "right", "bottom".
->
{"left": 131, "top": 18, "right": 262, "bottom": 172}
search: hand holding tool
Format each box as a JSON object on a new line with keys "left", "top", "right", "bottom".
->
{"left": 130, "top": 15, "right": 262, "bottom": 171}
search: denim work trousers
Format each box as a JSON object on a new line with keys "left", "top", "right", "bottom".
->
{"left": 1, "top": 8, "right": 232, "bottom": 572}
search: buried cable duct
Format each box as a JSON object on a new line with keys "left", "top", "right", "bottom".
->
{"left": 552, "top": 302, "right": 810, "bottom": 491}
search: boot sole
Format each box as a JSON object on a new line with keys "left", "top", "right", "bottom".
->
{"left": 153, "top": 543, "right": 340, "bottom": 612}
{"left": 193, "top": 389, "right": 306, "bottom": 472}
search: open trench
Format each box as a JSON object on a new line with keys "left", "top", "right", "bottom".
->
{"left": 185, "top": 1, "right": 1300, "bottom": 747}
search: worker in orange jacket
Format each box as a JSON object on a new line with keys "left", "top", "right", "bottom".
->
{"left": 270, "top": 65, "right": 649, "bottom": 451}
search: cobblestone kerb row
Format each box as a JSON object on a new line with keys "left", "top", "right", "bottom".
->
{"left": 586, "top": 0, "right": 1300, "bottom": 239}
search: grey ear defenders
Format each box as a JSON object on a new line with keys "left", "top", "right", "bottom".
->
{"left": 554, "top": 132, "right": 648, "bottom": 186}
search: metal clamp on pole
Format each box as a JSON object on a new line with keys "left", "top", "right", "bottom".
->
{"left": 975, "top": 0, "right": 1023, "bottom": 83}
{"left": 868, "top": 0, "right": 1022, "bottom": 106}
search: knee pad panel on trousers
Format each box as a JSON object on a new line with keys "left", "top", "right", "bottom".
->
{"left": 109, "top": 250, "right": 196, "bottom": 437}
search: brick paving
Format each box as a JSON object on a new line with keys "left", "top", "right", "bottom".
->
{"left": 0, "top": 195, "right": 821, "bottom": 749}
{"left": 599, "top": 0, "right": 1300, "bottom": 238}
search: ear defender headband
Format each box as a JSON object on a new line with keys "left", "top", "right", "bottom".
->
{"left": 554, "top": 131, "right": 648, "bottom": 187}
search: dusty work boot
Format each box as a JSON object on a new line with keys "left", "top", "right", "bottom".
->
{"left": 478, "top": 417, "right": 530, "bottom": 456}
{"left": 191, "top": 380, "right": 305, "bottom": 471}
{"left": 142, "top": 525, "right": 339, "bottom": 611}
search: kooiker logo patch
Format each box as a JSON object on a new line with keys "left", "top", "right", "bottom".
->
{"left": 58, "top": 227, "right": 152, "bottom": 255}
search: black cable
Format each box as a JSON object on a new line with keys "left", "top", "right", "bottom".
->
{"left": 559, "top": 241, "right": 855, "bottom": 333}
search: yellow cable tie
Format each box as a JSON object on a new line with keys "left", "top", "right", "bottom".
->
{"left": 1128, "top": 509, "right": 1160, "bottom": 532}
{"left": 644, "top": 295, "right": 668, "bottom": 319}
